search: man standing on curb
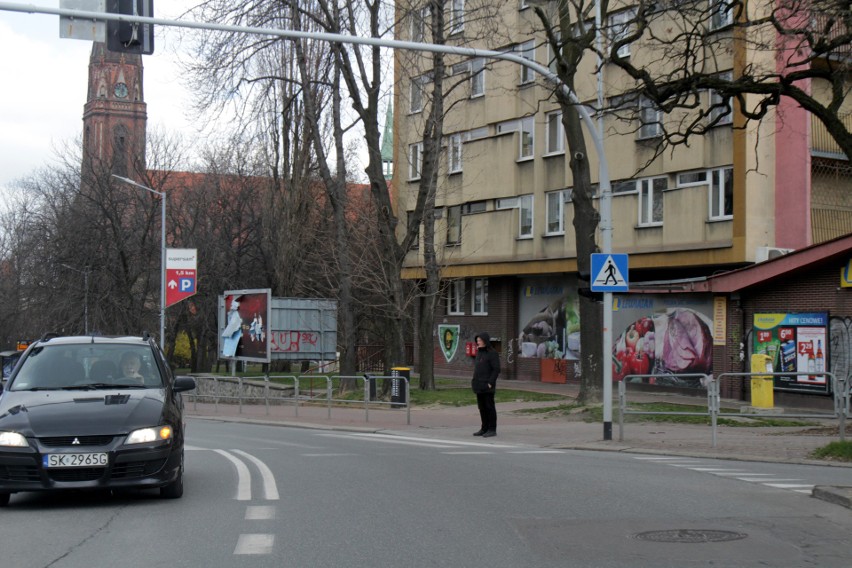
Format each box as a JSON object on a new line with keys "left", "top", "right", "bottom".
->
{"left": 472, "top": 332, "right": 500, "bottom": 438}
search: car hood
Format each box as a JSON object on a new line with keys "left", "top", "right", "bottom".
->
{"left": 0, "top": 389, "right": 167, "bottom": 437}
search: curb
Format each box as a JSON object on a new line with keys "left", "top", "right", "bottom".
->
{"left": 812, "top": 486, "right": 852, "bottom": 510}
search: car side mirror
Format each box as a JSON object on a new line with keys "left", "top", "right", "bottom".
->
{"left": 173, "top": 376, "right": 196, "bottom": 393}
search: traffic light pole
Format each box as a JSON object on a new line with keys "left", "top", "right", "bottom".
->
{"left": 0, "top": 0, "right": 615, "bottom": 439}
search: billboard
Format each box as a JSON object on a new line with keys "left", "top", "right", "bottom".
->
{"left": 516, "top": 276, "right": 581, "bottom": 360}
{"left": 753, "top": 312, "right": 830, "bottom": 394}
{"left": 219, "top": 289, "right": 271, "bottom": 363}
{"left": 612, "top": 294, "right": 715, "bottom": 388}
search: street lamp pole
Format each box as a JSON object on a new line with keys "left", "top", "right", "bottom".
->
{"left": 60, "top": 263, "right": 90, "bottom": 335}
{"left": 112, "top": 175, "right": 166, "bottom": 349}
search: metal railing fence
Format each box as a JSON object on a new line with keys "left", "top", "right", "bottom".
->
{"left": 618, "top": 372, "right": 849, "bottom": 448}
{"left": 186, "top": 374, "right": 410, "bottom": 424}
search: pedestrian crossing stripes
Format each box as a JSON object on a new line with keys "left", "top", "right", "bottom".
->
{"left": 633, "top": 456, "right": 815, "bottom": 496}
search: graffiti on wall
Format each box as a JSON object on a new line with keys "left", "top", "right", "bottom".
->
{"left": 271, "top": 331, "right": 319, "bottom": 353}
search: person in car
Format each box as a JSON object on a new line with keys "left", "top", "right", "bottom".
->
{"left": 119, "top": 352, "right": 145, "bottom": 383}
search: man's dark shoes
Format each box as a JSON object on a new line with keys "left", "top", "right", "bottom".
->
{"left": 473, "top": 429, "right": 486, "bottom": 436}
{"left": 482, "top": 430, "right": 496, "bottom": 438}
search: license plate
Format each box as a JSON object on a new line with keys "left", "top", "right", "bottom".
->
{"left": 43, "top": 453, "right": 109, "bottom": 468}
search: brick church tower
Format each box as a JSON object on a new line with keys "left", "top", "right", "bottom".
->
{"left": 82, "top": 42, "right": 147, "bottom": 178}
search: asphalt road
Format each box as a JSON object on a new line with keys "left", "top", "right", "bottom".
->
{"left": 3, "top": 419, "right": 852, "bottom": 567}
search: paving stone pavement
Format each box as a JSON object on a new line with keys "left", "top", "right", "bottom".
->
{"left": 184, "top": 378, "right": 852, "bottom": 508}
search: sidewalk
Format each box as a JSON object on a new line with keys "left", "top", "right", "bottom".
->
{"left": 184, "top": 379, "right": 852, "bottom": 508}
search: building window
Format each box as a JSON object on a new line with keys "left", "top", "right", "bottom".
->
{"left": 446, "top": 280, "right": 465, "bottom": 315}
{"left": 446, "top": 205, "right": 461, "bottom": 245}
{"left": 710, "top": 167, "right": 734, "bottom": 219}
{"left": 547, "top": 31, "right": 561, "bottom": 74}
{"left": 639, "top": 177, "right": 665, "bottom": 225}
{"left": 517, "top": 40, "right": 535, "bottom": 84}
{"left": 449, "top": 0, "right": 465, "bottom": 34}
{"left": 677, "top": 170, "right": 708, "bottom": 187}
{"left": 408, "top": 211, "right": 420, "bottom": 250}
{"left": 409, "top": 142, "right": 423, "bottom": 180}
{"left": 462, "top": 201, "right": 486, "bottom": 214}
{"left": 519, "top": 194, "right": 534, "bottom": 237}
{"left": 410, "top": 75, "right": 430, "bottom": 114}
{"left": 545, "top": 111, "right": 564, "bottom": 154}
{"left": 612, "top": 180, "right": 637, "bottom": 194}
{"left": 709, "top": 72, "right": 733, "bottom": 126}
{"left": 638, "top": 96, "right": 662, "bottom": 139}
{"left": 472, "top": 278, "right": 488, "bottom": 315}
{"left": 546, "top": 190, "right": 566, "bottom": 234}
{"left": 448, "top": 133, "right": 462, "bottom": 174}
{"left": 411, "top": 7, "right": 429, "bottom": 42}
{"left": 609, "top": 9, "right": 636, "bottom": 58}
{"left": 519, "top": 116, "right": 534, "bottom": 160}
{"left": 710, "top": 0, "right": 733, "bottom": 30}
{"left": 496, "top": 197, "right": 519, "bottom": 210}
{"left": 470, "top": 57, "right": 485, "bottom": 97}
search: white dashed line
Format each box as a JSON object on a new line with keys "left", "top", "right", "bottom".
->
{"left": 441, "top": 451, "right": 494, "bottom": 455}
{"left": 764, "top": 483, "right": 814, "bottom": 490}
{"left": 245, "top": 506, "right": 276, "bottom": 520}
{"left": 234, "top": 534, "right": 275, "bottom": 555}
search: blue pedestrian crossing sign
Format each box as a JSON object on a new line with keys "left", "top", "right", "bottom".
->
{"left": 590, "top": 253, "right": 629, "bottom": 292}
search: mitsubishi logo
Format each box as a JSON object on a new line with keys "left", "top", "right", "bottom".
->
{"left": 72, "top": 438, "right": 81, "bottom": 445}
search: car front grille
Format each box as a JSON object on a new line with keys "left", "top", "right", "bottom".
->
{"left": 48, "top": 468, "right": 106, "bottom": 482}
{"left": 0, "top": 464, "right": 40, "bottom": 482}
{"left": 111, "top": 458, "right": 168, "bottom": 479}
{"left": 40, "top": 435, "right": 115, "bottom": 447}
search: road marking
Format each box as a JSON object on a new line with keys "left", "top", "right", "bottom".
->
{"left": 302, "top": 453, "right": 358, "bottom": 457}
{"left": 441, "top": 451, "right": 494, "bottom": 455}
{"left": 764, "top": 483, "right": 814, "bottom": 490}
{"left": 321, "top": 432, "right": 518, "bottom": 449}
{"left": 213, "top": 449, "right": 252, "bottom": 501}
{"left": 508, "top": 450, "right": 565, "bottom": 454}
{"left": 705, "top": 471, "right": 753, "bottom": 476}
{"left": 793, "top": 489, "right": 813, "bottom": 494}
{"left": 633, "top": 456, "right": 695, "bottom": 460}
{"left": 245, "top": 506, "right": 276, "bottom": 520}
{"left": 234, "top": 534, "right": 274, "bottom": 555}
{"left": 232, "top": 449, "right": 280, "bottom": 501}
{"left": 317, "top": 433, "right": 465, "bottom": 449}
{"left": 736, "top": 477, "right": 798, "bottom": 482}
{"left": 688, "top": 468, "right": 745, "bottom": 472}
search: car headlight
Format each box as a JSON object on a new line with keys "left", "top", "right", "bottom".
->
{"left": 125, "top": 426, "right": 173, "bottom": 445}
{"left": 0, "top": 431, "right": 28, "bottom": 447}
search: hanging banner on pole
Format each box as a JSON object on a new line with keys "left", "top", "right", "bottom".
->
{"left": 165, "top": 248, "right": 197, "bottom": 308}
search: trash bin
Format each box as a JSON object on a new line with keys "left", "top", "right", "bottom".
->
{"left": 749, "top": 354, "right": 774, "bottom": 408}
{"left": 390, "top": 367, "right": 409, "bottom": 407}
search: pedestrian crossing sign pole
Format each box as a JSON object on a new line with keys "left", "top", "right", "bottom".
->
{"left": 590, "top": 253, "right": 629, "bottom": 441}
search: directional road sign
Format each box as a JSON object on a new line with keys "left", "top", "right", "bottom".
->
{"left": 166, "top": 248, "right": 197, "bottom": 308}
{"left": 590, "top": 253, "right": 629, "bottom": 292}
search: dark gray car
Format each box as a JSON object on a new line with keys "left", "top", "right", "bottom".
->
{"left": 0, "top": 334, "right": 195, "bottom": 506}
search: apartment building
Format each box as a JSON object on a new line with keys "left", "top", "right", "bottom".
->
{"left": 392, "top": 1, "right": 852, "bottom": 382}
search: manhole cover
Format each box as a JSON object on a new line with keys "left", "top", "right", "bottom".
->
{"left": 633, "top": 529, "right": 748, "bottom": 544}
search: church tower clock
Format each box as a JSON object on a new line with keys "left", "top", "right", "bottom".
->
{"left": 82, "top": 42, "right": 147, "bottom": 178}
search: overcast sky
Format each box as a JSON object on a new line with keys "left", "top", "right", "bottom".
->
{"left": 0, "top": 1, "right": 197, "bottom": 196}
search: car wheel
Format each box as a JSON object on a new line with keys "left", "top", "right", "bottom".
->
{"left": 160, "top": 454, "right": 184, "bottom": 499}
{"left": 0, "top": 492, "right": 9, "bottom": 507}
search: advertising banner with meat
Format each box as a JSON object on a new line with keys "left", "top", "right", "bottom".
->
{"left": 612, "top": 294, "right": 714, "bottom": 388}
{"left": 752, "top": 312, "right": 829, "bottom": 395}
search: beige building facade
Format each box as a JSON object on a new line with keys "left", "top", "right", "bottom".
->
{"left": 392, "top": 0, "right": 851, "bottom": 381}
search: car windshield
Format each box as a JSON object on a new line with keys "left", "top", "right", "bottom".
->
{"left": 9, "top": 343, "right": 163, "bottom": 391}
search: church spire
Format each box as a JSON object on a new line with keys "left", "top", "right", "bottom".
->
{"left": 82, "top": 42, "right": 147, "bottom": 178}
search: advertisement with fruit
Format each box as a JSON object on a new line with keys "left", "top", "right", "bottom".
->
{"left": 612, "top": 295, "right": 714, "bottom": 388}
{"left": 517, "top": 277, "right": 581, "bottom": 360}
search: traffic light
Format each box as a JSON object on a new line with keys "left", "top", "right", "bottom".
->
{"left": 106, "top": 0, "right": 154, "bottom": 55}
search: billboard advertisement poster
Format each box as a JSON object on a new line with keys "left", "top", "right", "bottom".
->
{"left": 516, "top": 276, "right": 580, "bottom": 360}
{"left": 753, "top": 312, "right": 829, "bottom": 394}
{"left": 611, "top": 294, "right": 714, "bottom": 389}
{"left": 219, "top": 289, "right": 271, "bottom": 363}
